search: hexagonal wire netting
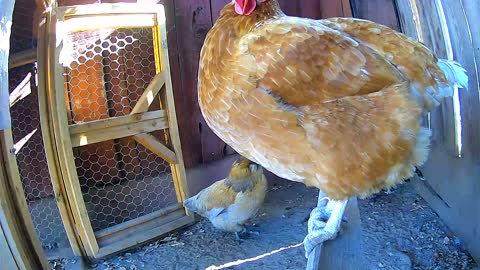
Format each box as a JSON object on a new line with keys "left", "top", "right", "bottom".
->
{"left": 9, "top": 64, "right": 71, "bottom": 254}
{"left": 8, "top": 0, "right": 72, "bottom": 257}
{"left": 64, "top": 27, "right": 178, "bottom": 231}
{"left": 10, "top": 0, "right": 36, "bottom": 54}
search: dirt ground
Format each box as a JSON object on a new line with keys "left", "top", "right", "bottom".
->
{"left": 359, "top": 181, "right": 477, "bottom": 270}
{"left": 53, "top": 176, "right": 478, "bottom": 270}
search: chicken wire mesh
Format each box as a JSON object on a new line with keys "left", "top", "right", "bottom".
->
{"left": 10, "top": 0, "right": 37, "bottom": 54}
{"left": 63, "top": 27, "right": 178, "bottom": 232}
{"left": 8, "top": 64, "right": 71, "bottom": 255}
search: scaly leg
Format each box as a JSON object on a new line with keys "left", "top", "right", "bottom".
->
{"left": 303, "top": 192, "right": 348, "bottom": 258}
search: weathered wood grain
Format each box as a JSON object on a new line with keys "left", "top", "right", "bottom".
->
{"left": 351, "top": 0, "right": 401, "bottom": 31}
{"left": 396, "top": 0, "right": 480, "bottom": 262}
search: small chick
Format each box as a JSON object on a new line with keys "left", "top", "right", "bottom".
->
{"left": 183, "top": 157, "right": 267, "bottom": 240}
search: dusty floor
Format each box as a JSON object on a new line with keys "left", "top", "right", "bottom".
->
{"left": 359, "top": 181, "right": 477, "bottom": 270}
{"left": 52, "top": 177, "right": 478, "bottom": 270}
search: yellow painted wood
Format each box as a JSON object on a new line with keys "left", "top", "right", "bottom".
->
{"left": 133, "top": 133, "right": 178, "bottom": 164}
{"left": 130, "top": 71, "right": 167, "bottom": 114}
{"left": 48, "top": 9, "right": 99, "bottom": 257}
{"left": 36, "top": 12, "right": 84, "bottom": 256}
{"left": 153, "top": 9, "right": 190, "bottom": 209}
{"left": 69, "top": 110, "right": 167, "bottom": 147}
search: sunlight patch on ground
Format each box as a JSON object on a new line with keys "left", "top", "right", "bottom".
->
{"left": 206, "top": 242, "right": 303, "bottom": 270}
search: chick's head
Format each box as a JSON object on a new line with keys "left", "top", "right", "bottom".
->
{"left": 228, "top": 157, "right": 263, "bottom": 180}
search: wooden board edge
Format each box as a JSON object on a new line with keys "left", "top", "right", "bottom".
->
{"left": 8, "top": 48, "right": 37, "bottom": 69}
{"left": 95, "top": 214, "right": 194, "bottom": 258}
{"left": 132, "top": 133, "right": 178, "bottom": 164}
{"left": 130, "top": 71, "right": 166, "bottom": 114}
{"left": 154, "top": 8, "right": 191, "bottom": 212}
{"left": 70, "top": 113, "right": 168, "bottom": 147}
{"left": 37, "top": 12, "right": 84, "bottom": 257}
{"left": 49, "top": 8, "right": 99, "bottom": 256}
{"left": 95, "top": 203, "right": 183, "bottom": 239}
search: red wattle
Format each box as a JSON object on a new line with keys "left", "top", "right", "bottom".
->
{"left": 234, "top": 0, "right": 256, "bottom": 16}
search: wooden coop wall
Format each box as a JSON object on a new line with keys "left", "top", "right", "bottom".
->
{"left": 395, "top": 0, "right": 480, "bottom": 262}
{"left": 354, "top": 0, "right": 480, "bottom": 262}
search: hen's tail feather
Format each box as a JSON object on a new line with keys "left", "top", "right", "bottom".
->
{"left": 437, "top": 59, "right": 469, "bottom": 97}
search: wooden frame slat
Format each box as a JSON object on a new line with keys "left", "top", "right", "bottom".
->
{"left": 130, "top": 71, "right": 166, "bottom": 114}
{"left": 37, "top": 13, "right": 84, "bottom": 257}
{"left": 153, "top": 11, "right": 191, "bottom": 207}
{"left": 95, "top": 203, "right": 182, "bottom": 239}
{"left": 60, "top": 3, "right": 166, "bottom": 17}
{"left": 133, "top": 133, "right": 177, "bottom": 164}
{"left": 96, "top": 212, "right": 192, "bottom": 258}
{"left": 48, "top": 8, "right": 99, "bottom": 257}
{"left": 63, "top": 14, "right": 156, "bottom": 32}
{"left": 8, "top": 48, "right": 37, "bottom": 69}
{"left": 69, "top": 110, "right": 167, "bottom": 147}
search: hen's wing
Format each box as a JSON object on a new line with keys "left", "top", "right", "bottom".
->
{"left": 184, "top": 180, "right": 236, "bottom": 216}
{"left": 321, "top": 18, "right": 447, "bottom": 93}
{"left": 228, "top": 18, "right": 427, "bottom": 198}
{"left": 185, "top": 177, "right": 261, "bottom": 216}
{"left": 237, "top": 17, "right": 406, "bottom": 107}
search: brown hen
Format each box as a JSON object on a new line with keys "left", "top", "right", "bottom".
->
{"left": 197, "top": 0, "right": 468, "bottom": 257}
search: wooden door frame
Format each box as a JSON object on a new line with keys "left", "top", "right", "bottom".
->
{"left": 38, "top": 3, "right": 193, "bottom": 258}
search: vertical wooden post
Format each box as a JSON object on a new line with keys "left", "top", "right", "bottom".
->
{"left": 36, "top": 12, "right": 84, "bottom": 257}
{"left": 154, "top": 6, "right": 191, "bottom": 209}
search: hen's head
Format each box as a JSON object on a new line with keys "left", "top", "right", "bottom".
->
{"left": 233, "top": 0, "right": 271, "bottom": 16}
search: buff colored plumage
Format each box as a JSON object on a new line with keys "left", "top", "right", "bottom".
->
{"left": 183, "top": 157, "right": 267, "bottom": 239}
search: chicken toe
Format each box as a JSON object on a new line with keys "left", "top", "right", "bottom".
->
{"left": 303, "top": 199, "right": 348, "bottom": 258}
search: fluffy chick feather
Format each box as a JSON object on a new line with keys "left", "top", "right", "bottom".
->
{"left": 183, "top": 157, "right": 267, "bottom": 237}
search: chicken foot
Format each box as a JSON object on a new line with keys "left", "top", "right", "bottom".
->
{"left": 303, "top": 191, "right": 348, "bottom": 258}
{"left": 235, "top": 226, "right": 260, "bottom": 241}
